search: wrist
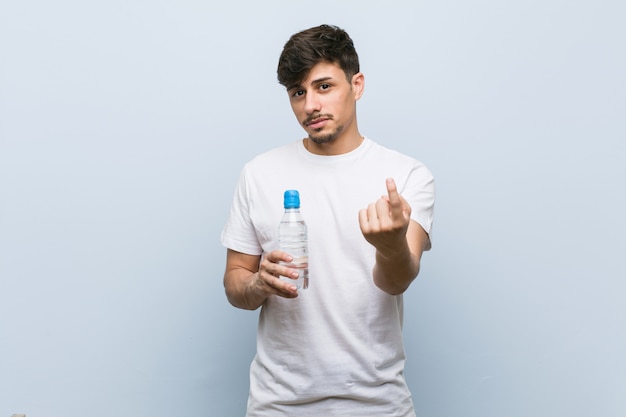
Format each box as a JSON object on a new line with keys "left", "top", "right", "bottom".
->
{"left": 376, "top": 239, "right": 411, "bottom": 262}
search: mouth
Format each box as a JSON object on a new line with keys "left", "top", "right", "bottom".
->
{"left": 304, "top": 114, "right": 332, "bottom": 130}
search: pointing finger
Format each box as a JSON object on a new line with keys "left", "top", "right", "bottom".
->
{"left": 386, "top": 178, "right": 400, "bottom": 203}
{"left": 385, "top": 178, "right": 405, "bottom": 219}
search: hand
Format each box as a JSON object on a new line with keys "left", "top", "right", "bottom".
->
{"left": 254, "top": 250, "right": 300, "bottom": 298}
{"left": 358, "top": 178, "right": 412, "bottom": 254}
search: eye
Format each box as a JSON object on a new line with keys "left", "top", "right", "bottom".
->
{"left": 320, "top": 83, "right": 330, "bottom": 90}
{"left": 291, "top": 89, "right": 305, "bottom": 98}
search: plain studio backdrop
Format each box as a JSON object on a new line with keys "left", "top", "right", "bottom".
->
{"left": 1, "top": 1, "right": 624, "bottom": 416}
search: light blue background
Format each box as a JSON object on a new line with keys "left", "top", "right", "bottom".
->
{"left": 1, "top": 1, "right": 624, "bottom": 416}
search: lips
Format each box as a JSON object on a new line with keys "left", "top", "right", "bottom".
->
{"left": 305, "top": 115, "right": 331, "bottom": 130}
{"left": 307, "top": 118, "right": 328, "bottom": 129}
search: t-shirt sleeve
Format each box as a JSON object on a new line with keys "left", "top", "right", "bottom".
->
{"left": 403, "top": 162, "right": 435, "bottom": 250}
{"left": 220, "top": 166, "right": 264, "bottom": 256}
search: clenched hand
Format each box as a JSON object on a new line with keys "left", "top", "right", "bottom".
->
{"left": 358, "top": 178, "right": 412, "bottom": 254}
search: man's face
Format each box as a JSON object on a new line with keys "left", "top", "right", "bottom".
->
{"left": 287, "top": 61, "right": 363, "bottom": 145}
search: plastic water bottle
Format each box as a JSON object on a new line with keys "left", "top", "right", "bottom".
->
{"left": 279, "top": 190, "right": 309, "bottom": 290}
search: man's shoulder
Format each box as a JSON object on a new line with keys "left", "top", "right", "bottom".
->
{"left": 246, "top": 140, "right": 301, "bottom": 166}
{"left": 365, "top": 138, "right": 422, "bottom": 164}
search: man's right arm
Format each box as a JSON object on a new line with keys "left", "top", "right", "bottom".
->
{"left": 224, "top": 249, "right": 300, "bottom": 310}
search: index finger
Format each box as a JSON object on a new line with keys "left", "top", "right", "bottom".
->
{"left": 386, "top": 177, "right": 402, "bottom": 206}
{"left": 266, "top": 249, "right": 293, "bottom": 264}
{"left": 385, "top": 177, "right": 407, "bottom": 219}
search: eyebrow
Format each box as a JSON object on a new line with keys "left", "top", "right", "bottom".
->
{"left": 287, "top": 76, "right": 334, "bottom": 92}
{"left": 310, "top": 76, "right": 333, "bottom": 85}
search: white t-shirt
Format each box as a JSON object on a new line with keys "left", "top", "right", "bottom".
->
{"left": 221, "top": 138, "right": 435, "bottom": 417}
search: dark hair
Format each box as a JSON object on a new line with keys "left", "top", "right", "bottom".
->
{"left": 277, "top": 24, "right": 360, "bottom": 89}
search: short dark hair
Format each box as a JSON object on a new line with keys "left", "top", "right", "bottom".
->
{"left": 277, "top": 24, "right": 360, "bottom": 89}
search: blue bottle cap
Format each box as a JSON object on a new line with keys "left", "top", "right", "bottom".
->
{"left": 283, "top": 190, "right": 300, "bottom": 208}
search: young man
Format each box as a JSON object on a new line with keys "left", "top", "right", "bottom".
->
{"left": 221, "top": 24, "right": 435, "bottom": 416}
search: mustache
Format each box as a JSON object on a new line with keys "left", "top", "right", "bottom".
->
{"left": 303, "top": 113, "right": 333, "bottom": 125}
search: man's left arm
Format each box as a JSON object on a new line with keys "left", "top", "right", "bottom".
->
{"left": 358, "top": 177, "right": 430, "bottom": 295}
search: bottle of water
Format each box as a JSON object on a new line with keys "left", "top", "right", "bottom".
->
{"left": 279, "top": 190, "right": 309, "bottom": 290}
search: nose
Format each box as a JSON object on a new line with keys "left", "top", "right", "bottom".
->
{"left": 303, "top": 92, "right": 321, "bottom": 115}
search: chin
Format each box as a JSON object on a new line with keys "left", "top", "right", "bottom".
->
{"left": 309, "top": 135, "right": 336, "bottom": 145}
{"left": 309, "top": 127, "right": 343, "bottom": 145}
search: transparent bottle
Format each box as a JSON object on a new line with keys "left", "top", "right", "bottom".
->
{"left": 279, "top": 190, "right": 309, "bottom": 290}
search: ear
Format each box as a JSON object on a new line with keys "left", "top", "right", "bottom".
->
{"left": 351, "top": 72, "right": 365, "bottom": 100}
